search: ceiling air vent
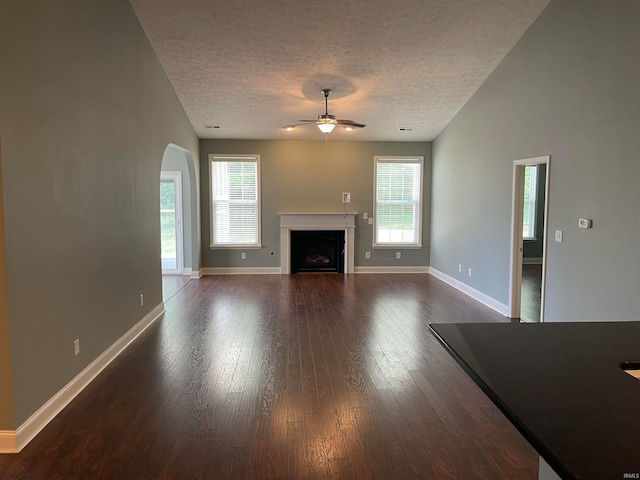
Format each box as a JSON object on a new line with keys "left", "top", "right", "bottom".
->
{"left": 398, "top": 127, "right": 414, "bottom": 132}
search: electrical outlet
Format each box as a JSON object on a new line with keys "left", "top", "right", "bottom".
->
{"left": 468, "top": 268, "right": 472, "bottom": 277}
{"left": 365, "top": 251, "right": 371, "bottom": 259}
{"left": 241, "top": 252, "right": 247, "bottom": 260}
{"left": 140, "top": 294, "right": 144, "bottom": 306}
{"left": 363, "top": 212, "right": 368, "bottom": 220}
{"left": 342, "top": 192, "right": 351, "bottom": 203}
{"left": 368, "top": 217, "right": 373, "bottom": 225}
{"left": 74, "top": 339, "right": 80, "bottom": 356}
{"left": 458, "top": 264, "right": 462, "bottom": 273}
{"left": 396, "top": 252, "right": 401, "bottom": 259}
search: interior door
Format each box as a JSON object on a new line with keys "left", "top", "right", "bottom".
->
{"left": 160, "top": 171, "right": 183, "bottom": 275}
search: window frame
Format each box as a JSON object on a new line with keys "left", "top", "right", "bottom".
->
{"left": 522, "top": 164, "right": 538, "bottom": 241}
{"left": 209, "top": 154, "right": 262, "bottom": 249}
{"left": 373, "top": 155, "right": 424, "bottom": 249}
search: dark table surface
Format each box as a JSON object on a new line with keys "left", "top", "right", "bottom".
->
{"left": 429, "top": 321, "right": 640, "bottom": 480}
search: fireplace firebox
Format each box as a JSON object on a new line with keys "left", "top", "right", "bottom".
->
{"left": 290, "top": 230, "right": 345, "bottom": 273}
{"left": 279, "top": 213, "right": 356, "bottom": 274}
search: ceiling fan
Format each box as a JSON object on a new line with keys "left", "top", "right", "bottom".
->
{"left": 286, "top": 89, "right": 366, "bottom": 134}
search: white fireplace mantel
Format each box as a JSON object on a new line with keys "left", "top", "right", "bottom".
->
{"left": 279, "top": 212, "right": 357, "bottom": 274}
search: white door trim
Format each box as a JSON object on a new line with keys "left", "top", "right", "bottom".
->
{"left": 161, "top": 171, "right": 184, "bottom": 275}
{"left": 509, "top": 155, "right": 550, "bottom": 321}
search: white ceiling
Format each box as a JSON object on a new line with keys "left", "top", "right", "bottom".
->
{"left": 129, "top": 0, "right": 550, "bottom": 142}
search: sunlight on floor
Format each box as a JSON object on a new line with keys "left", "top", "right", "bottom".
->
{"left": 162, "top": 275, "right": 191, "bottom": 302}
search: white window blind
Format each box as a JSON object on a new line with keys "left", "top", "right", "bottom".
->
{"left": 374, "top": 156, "right": 423, "bottom": 247}
{"left": 210, "top": 155, "right": 261, "bottom": 247}
{"left": 523, "top": 165, "right": 538, "bottom": 240}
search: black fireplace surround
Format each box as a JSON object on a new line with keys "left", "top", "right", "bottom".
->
{"left": 290, "top": 230, "right": 345, "bottom": 273}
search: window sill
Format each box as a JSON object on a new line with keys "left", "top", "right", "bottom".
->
{"left": 373, "top": 244, "right": 423, "bottom": 249}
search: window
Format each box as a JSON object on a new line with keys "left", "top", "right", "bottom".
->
{"left": 523, "top": 165, "right": 538, "bottom": 240}
{"left": 374, "top": 156, "right": 423, "bottom": 247}
{"left": 209, "top": 154, "right": 261, "bottom": 247}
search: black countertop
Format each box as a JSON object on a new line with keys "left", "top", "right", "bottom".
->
{"left": 429, "top": 321, "right": 640, "bottom": 480}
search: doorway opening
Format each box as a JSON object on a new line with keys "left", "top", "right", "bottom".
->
{"left": 160, "top": 144, "right": 199, "bottom": 302}
{"left": 509, "top": 156, "right": 550, "bottom": 322}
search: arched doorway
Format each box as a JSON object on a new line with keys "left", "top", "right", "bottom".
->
{"left": 160, "top": 144, "right": 199, "bottom": 300}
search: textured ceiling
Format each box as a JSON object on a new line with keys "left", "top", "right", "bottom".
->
{"left": 129, "top": 0, "right": 550, "bottom": 141}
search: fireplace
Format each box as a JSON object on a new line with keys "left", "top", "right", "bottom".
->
{"left": 279, "top": 213, "right": 357, "bottom": 274}
{"left": 290, "top": 230, "right": 345, "bottom": 273}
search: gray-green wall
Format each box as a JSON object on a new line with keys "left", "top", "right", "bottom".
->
{"left": 199, "top": 140, "right": 431, "bottom": 269}
{"left": 0, "top": 0, "right": 199, "bottom": 427}
{"left": 432, "top": 0, "right": 640, "bottom": 321}
{"left": 0, "top": 142, "right": 15, "bottom": 430}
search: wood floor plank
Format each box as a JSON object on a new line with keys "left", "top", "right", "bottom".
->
{"left": 0, "top": 274, "right": 538, "bottom": 479}
{"left": 521, "top": 264, "right": 542, "bottom": 323}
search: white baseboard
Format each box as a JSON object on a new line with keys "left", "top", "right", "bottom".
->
{"left": 201, "top": 267, "right": 281, "bottom": 275}
{"left": 182, "top": 268, "right": 192, "bottom": 276}
{"left": 191, "top": 269, "right": 203, "bottom": 279}
{"left": 199, "top": 266, "right": 430, "bottom": 275}
{"left": 354, "top": 266, "right": 430, "bottom": 274}
{"left": 428, "top": 268, "right": 509, "bottom": 316}
{"left": 0, "top": 430, "right": 18, "bottom": 453}
{"left": 0, "top": 303, "right": 165, "bottom": 454}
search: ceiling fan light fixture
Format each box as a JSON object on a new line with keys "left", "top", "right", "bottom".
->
{"left": 317, "top": 113, "right": 337, "bottom": 134}
{"left": 317, "top": 123, "right": 336, "bottom": 134}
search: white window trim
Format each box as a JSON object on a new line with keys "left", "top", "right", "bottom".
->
{"left": 209, "top": 154, "right": 262, "bottom": 249}
{"left": 373, "top": 155, "right": 424, "bottom": 249}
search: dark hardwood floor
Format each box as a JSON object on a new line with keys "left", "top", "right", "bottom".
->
{"left": 0, "top": 274, "right": 537, "bottom": 479}
{"left": 520, "top": 265, "right": 542, "bottom": 323}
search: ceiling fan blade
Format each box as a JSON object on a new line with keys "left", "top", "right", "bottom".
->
{"left": 297, "top": 120, "right": 321, "bottom": 123}
{"left": 336, "top": 120, "right": 366, "bottom": 128}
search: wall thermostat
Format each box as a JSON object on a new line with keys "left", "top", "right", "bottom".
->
{"left": 578, "top": 218, "right": 592, "bottom": 229}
